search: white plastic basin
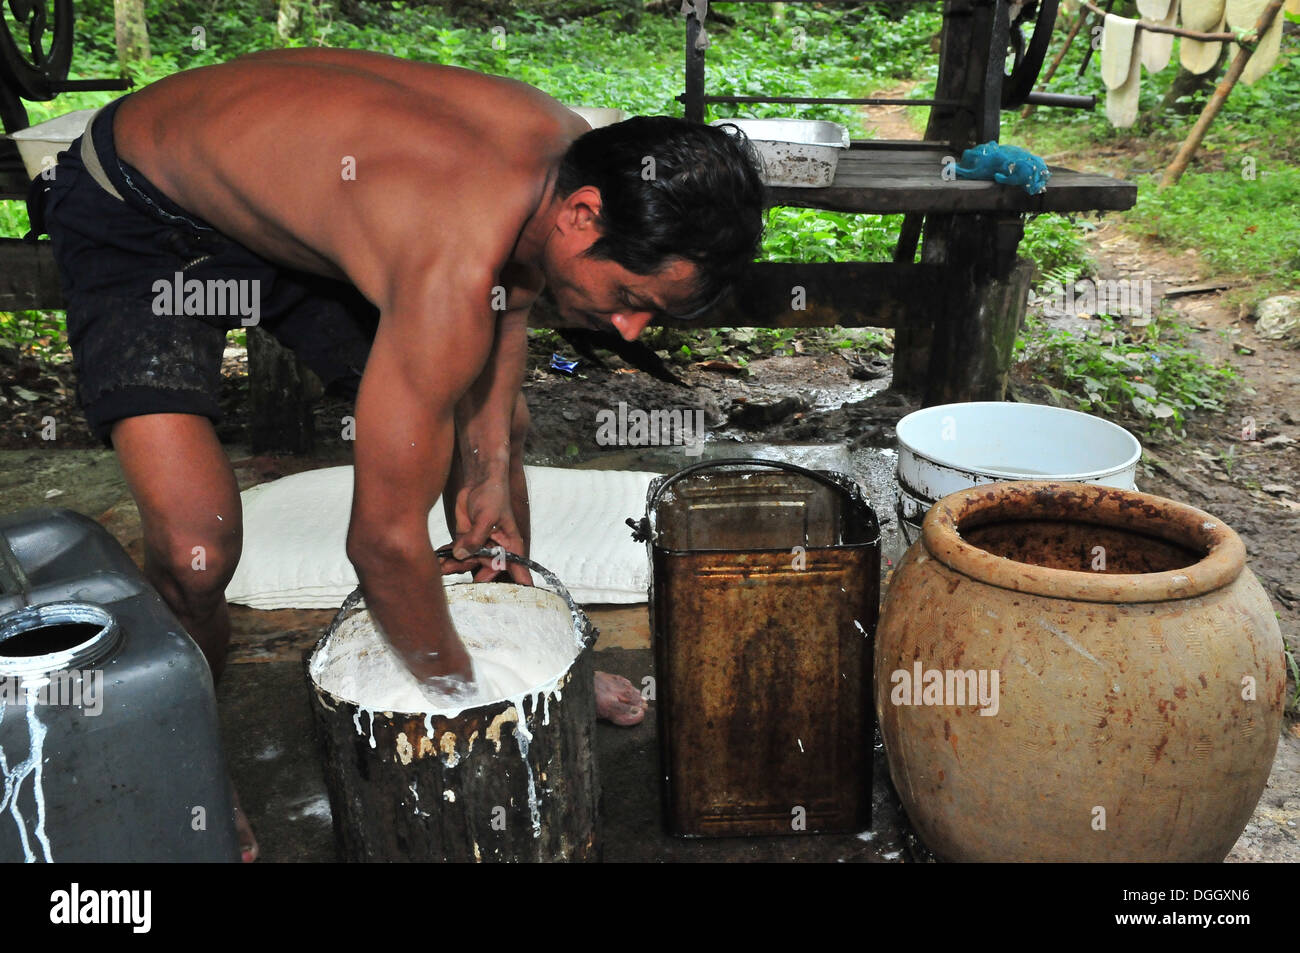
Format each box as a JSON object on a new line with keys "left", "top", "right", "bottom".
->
{"left": 894, "top": 401, "right": 1142, "bottom": 537}
{"left": 6, "top": 109, "right": 96, "bottom": 179}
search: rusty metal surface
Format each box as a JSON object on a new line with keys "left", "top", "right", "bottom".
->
{"left": 876, "top": 480, "right": 1285, "bottom": 862}
{"left": 646, "top": 462, "right": 881, "bottom": 837}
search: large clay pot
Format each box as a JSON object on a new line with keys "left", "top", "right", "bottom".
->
{"left": 875, "top": 481, "right": 1284, "bottom": 862}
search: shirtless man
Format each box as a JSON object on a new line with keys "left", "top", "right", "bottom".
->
{"left": 30, "top": 48, "right": 765, "bottom": 860}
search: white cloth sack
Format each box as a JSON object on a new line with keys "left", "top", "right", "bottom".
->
{"left": 224, "top": 465, "right": 656, "bottom": 608}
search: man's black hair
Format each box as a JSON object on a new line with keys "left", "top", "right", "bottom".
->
{"left": 554, "top": 116, "right": 767, "bottom": 320}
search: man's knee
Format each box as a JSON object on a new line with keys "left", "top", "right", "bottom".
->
{"left": 147, "top": 534, "right": 240, "bottom": 615}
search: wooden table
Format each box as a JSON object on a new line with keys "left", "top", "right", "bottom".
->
{"left": 768, "top": 142, "right": 1135, "bottom": 216}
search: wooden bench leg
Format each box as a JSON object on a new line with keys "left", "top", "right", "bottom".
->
{"left": 921, "top": 214, "right": 1031, "bottom": 405}
{"left": 246, "top": 325, "right": 321, "bottom": 454}
{"left": 926, "top": 257, "right": 1033, "bottom": 404}
{"left": 892, "top": 320, "right": 934, "bottom": 397}
{"left": 890, "top": 213, "right": 931, "bottom": 396}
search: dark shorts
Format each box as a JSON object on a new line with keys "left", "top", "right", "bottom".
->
{"left": 28, "top": 95, "right": 379, "bottom": 446}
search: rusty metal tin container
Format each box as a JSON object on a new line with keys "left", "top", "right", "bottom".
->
{"left": 875, "top": 481, "right": 1285, "bottom": 862}
{"left": 636, "top": 459, "right": 881, "bottom": 837}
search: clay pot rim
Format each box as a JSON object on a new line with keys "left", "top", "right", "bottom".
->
{"left": 921, "top": 481, "right": 1246, "bottom": 604}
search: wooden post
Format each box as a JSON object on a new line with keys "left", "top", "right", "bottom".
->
{"left": 924, "top": 0, "right": 995, "bottom": 150}
{"left": 1160, "top": 0, "right": 1285, "bottom": 188}
{"left": 894, "top": 0, "right": 1003, "bottom": 397}
{"left": 246, "top": 326, "right": 320, "bottom": 454}
{"left": 683, "top": 9, "right": 706, "bottom": 123}
{"left": 0, "top": 239, "right": 64, "bottom": 309}
{"left": 923, "top": 214, "right": 1032, "bottom": 404}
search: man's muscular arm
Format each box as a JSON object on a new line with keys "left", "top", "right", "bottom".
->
{"left": 346, "top": 262, "right": 496, "bottom": 684}
{"left": 443, "top": 262, "right": 541, "bottom": 582}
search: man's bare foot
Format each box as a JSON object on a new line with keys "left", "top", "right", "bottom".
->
{"left": 595, "top": 670, "right": 647, "bottom": 726}
{"left": 231, "top": 788, "right": 259, "bottom": 863}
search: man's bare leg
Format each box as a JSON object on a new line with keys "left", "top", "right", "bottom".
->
{"left": 111, "top": 414, "right": 257, "bottom": 861}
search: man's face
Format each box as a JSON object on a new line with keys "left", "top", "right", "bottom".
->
{"left": 541, "top": 186, "right": 701, "bottom": 341}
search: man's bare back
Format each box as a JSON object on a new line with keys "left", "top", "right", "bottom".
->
{"left": 113, "top": 49, "right": 587, "bottom": 305}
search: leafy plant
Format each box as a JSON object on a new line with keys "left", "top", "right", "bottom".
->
{"left": 1126, "top": 169, "right": 1300, "bottom": 291}
{"left": 0, "top": 310, "right": 70, "bottom": 362}
{"left": 1015, "top": 314, "right": 1240, "bottom": 433}
{"left": 761, "top": 208, "right": 902, "bottom": 262}
{"left": 1286, "top": 645, "right": 1300, "bottom": 714}
{"left": 1021, "top": 213, "right": 1093, "bottom": 281}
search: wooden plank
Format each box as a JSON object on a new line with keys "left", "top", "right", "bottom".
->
{"left": 849, "top": 139, "right": 953, "bottom": 150}
{"left": 585, "top": 604, "right": 650, "bottom": 651}
{"left": 0, "top": 238, "right": 64, "bottom": 311}
{"left": 15, "top": 240, "right": 941, "bottom": 333}
{"left": 767, "top": 148, "right": 1137, "bottom": 214}
{"left": 770, "top": 178, "right": 1136, "bottom": 214}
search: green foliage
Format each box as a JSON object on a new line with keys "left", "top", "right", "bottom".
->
{"left": 0, "top": 310, "right": 69, "bottom": 362}
{"left": 1125, "top": 169, "right": 1300, "bottom": 290}
{"left": 1002, "top": 23, "right": 1298, "bottom": 291}
{"left": 0, "top": 202, "right": 31, "bottom": 239}
{"left": 1015, "top": 314, "right": 1241, "bottom": 434}
{"left": 1004, "top": 23, "right": 1300, "bottom": 159}
{"left": 705, "top": 3, "right": 942, "bottom": 133}
{"left": 760, "top": 208, "right": 902, "bottom": 263}
{"left": 1286, "top": 645, "right": 1300, "bottom": 713}
{"left": 1021, "top": 213, "right": 1094, "bottom": 279}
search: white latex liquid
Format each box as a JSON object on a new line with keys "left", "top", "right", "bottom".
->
{"left": 0, "top": 693, "right": 53, "bottom": 863}
{"left": 310, "top": 588, "right": 581, "bottom": 716}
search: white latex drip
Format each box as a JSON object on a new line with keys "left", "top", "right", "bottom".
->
{"left": 27, "top": 704, "right": 51, "bottom": 861}
{"left": 311, "top": 589, "right": 580, "bottom": 718}
{"left": 512, "top": 712, "right": 542, "bottom": 839}
{"left": 0, "top": 692, "right": 54, "bottom": 863}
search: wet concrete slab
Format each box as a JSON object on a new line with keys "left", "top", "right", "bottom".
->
{"left": 217, "top": 640, "right": 919, "bottom": 863}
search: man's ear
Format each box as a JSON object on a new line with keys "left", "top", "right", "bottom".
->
{"left": 558, "top": 185, "right": 603, "bottom": 236}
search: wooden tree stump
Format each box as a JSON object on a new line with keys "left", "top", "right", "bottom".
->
{"left": 307, "top": 587, "right": 601, "bottom": 863}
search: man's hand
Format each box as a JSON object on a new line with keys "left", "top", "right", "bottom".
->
{"left": 446, "top": 469, "right": 529, "bottom": 583}
{"left": 441, "top": 394, "right": 533, "bottom": 585}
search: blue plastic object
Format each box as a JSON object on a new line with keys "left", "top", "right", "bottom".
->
{"left": 954, "top": 141, "right": 1051, "bottom": 196}
{"left": 549, "top": 353, "right": 579, "bottom": 375}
